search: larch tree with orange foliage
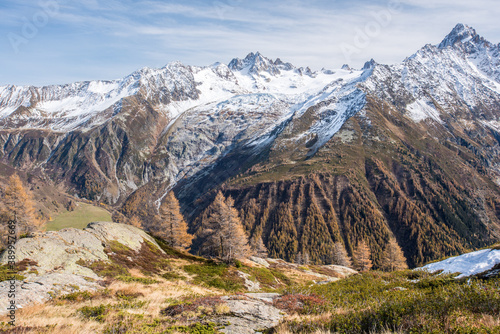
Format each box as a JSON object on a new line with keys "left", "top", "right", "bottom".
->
{"left": 380, "top": 238, "right": 408, "bottom": 272}
{"left": 128, "top": 215, "right": 143, "bottom": 229}
{"left": 196, "top": 191, "right": 250, "bottom": 263}
{"left": 156, "top": 191, "right": 193, "bottom": 251}
{"left": 0, "top": 174, "right": 44, "bottom": 243}
{"left": 353, "top": 239, "right": 373, "bottom": 272}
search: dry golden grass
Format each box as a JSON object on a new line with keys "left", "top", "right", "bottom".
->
{"left": 478, "top": 314, "right": 500, "bottom": 328}
{"left": 285, "top": 312, "right": 333, "bottom": 323}
{"left": 276, "top": 266, "right": 334, "bottom": 286}
{"left": 0, "top": 302, "right": 105, "bottom": 334}
{"left": 214, "top": 303, "right": 231, "bottom": 315}
{"left": 0, "top": 272, "right": 221, "bottom": 333}
{"left": 274, "top": 322, "right": 405, "bottom": 334}
{"left": 274, "top": 323, "right": 334, "bottom": 334}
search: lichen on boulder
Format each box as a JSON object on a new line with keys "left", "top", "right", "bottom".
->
{"left": 0, "top": 222, "right": 165, "bottom": 314}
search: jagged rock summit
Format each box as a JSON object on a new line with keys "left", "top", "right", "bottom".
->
{"left": 227, "top": 51, "right": 298, "bottom": 75}
{"left": 438, "top": 23, "right": 488, "bottom": 49}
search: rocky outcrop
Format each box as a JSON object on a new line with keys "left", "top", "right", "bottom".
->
{"left": 0, "top": 222, "right": 162, "bottom": 276}
{"left": 244, "top": 257, "right": 357, "bottom": 287}
{"left": 321, "top": 265, "right": 358, "bottom": 278}
{"left": 216, "top": 294, "right": 284, "bottom": 334}
{"left": 0, "top": 222, "right": 163, "bottom": 314}
{"left": 237, "top": 271, "right": 261, "bottom": 292}
{"left": 0, "top": 273, "right": 101, "bottom": 313}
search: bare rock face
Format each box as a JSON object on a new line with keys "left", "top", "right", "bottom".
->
{"left": 0, "top": 273, "right": 101, "bottom": 312}
{"left": 4, "top": 228, "right": 106, "bottom": 277}
{"left": 248, "top": 256, "right": 270, "bottom": 268}
{"left": 264, "top": 258, "right": 358, "bottom": 279}
{"left": 321, "top": 265, "right": 358, "bottom": 278}
{"left": 0, "top": 222, "right": 163, "bottom": 315}
{"left": 85, "top": 221, "right": 160, "bottom": 253}
{"left": 237, "top": 271, "right": 261, "bottom": 292}
{"left": 216, "top": 294, "right": 284, "bottom": 334}
{"left": 0, "top": 222, "right": 162, "bottom": 275}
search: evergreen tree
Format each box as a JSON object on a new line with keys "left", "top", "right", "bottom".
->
{"left": 155, "top": 192, "right": 193, "bottom": 251}
{"left": 0, "top": 174, "right": 44, "bottom": 239}
{"left": 353, "top": 239, "right": 373, "bottom": 272}
{"left": 196, "top": 191, "right": 250, "bottom": 262}
{"left": 331, "top": 242, "right": 352, "bottom": 267}
{"left": 240, "top": 198, "right": 258, "bottom": 231}
{"left": 380, "top": 238, "right": 408, "bottom": 271}
{"left": 325, "top": 208, "right": 342, "bottom": 243}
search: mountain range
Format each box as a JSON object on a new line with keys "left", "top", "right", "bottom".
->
{"left": 1, "top": 23, "right": 500, "bottom": 267}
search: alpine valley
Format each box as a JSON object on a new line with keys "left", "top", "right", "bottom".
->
{"left": 2, "top": 24, "right": 500, "bottom": 268}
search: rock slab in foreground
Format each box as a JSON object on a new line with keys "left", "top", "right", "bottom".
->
{"left": 216, "top": 294, "right": 284, "bottom": 334}
{"left": 0, "top": 273, "right": 101, "bottom": 311}
{"left": 0, "top": 222, "right": 163, "bottom": 314}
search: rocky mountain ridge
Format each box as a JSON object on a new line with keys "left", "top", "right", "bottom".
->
{"left": 1, "top": 24, "right": 500, "bottom": 267}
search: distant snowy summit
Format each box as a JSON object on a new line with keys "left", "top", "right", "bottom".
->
{"left": 0, "top": 23, "right": 499, "bottom": 155}
{"left": 0, "top": 50, "right": 365, "bottom": 132}
{"left": 438, "top": 23, "right": 489, "bottom": 49}
{"left": 227, "top": 51, "right": 315, "bottom": 77}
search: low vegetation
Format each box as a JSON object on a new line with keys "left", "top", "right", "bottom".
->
{"left": 0, "top": 264, "right": 25, "bottom": 282}
{"left": 183, "top": 262, "right": 245, "bottom": 292}
{"left": 275, "top": 270, "right": 500, "bottom": 334}
{"left": 1, "top": 237, "right": 499, "bottom": 334}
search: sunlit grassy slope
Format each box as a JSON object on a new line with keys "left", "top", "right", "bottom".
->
{"left": 46, "top": 202, "right": 112, "bottom": 231}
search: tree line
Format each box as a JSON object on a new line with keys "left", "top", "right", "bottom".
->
{"left": 0, "top": 175, "right": 408, "bottom": 272}
{"left": 141, "top": 190, "right": 407, "bottom": 271}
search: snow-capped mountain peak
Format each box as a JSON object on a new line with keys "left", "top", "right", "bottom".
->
{"left": 362, "top": 23, "right": 500, "bottom": 126}
{"left": 228, "top": 52, "right": 295, "bottom": 76}
{"left": 1, "top": 24, "right": 499, "bottom": 139}
{"left": 435, "top": 23, "right": 500, "bottom": 85}
{"left": 362, "top": 59, "right": 377, "bottom": 70}
{"left": 438, "top": 23, "right": 488, "bottom": 49}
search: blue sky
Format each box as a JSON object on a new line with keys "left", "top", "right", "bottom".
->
{"left": 1, "top": 0, "right": 499, "bottom": 86}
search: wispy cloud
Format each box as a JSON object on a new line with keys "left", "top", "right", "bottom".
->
{"left": 0, "top": 0, "right": 499, "bottom": 86}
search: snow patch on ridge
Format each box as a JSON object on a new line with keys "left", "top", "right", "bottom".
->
{"left": 420, "top": 249, "right": 500, "bottom": 278}
{"left": 307, "top": 88, "right": 366, "bottom": 154}
{"left": 406, "top": 99, "right": 442, "bottom": 123}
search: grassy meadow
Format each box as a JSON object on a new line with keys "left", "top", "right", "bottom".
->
{"left": 46, "top": 202, "right": 112, "bottom": 231}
